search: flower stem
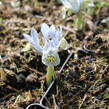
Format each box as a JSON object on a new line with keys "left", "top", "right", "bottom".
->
{"left": 75, "top": 12, "right": 84, "bottom": 30}
{"left": 46, "top": 66, "right": 55, "bottom": 86}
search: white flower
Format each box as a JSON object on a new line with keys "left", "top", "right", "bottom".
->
{"left": 60, "top": 0, "right": 84, "bottom": 13}
{"left": 61, "top": 0, "right": 94, "bottom": 14}
{"left": 23, "top": 23, "right": 69, "bottom": 66}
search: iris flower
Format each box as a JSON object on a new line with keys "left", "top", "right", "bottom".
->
{"left": 60, "top": 0, "right": 94, "bottom": 30}
{"left": 23, "top": 23, "right": 69, "bottom": 66}
{"left": 23, "top": 23, "right": 69, "bottom": 85}
{"left": 60, "top": 0, "right": 84, "bottom": 13}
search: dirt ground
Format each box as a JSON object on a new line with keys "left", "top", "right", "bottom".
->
{"left": 0, "top": 0, "right": 109, "bottom": 109}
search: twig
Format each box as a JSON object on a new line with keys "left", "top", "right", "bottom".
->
{"left": 21, "top": 64, "right": 44, "bottom": 75}
{"left": 14, "top": 95, "right": 21, "bottom": 105}
{"left": 79, "top": 94, "right": 87, "bottom": 109}
{"left": 35, "top": 15, "right": 51, "bottom": 22}
{"left": 53, "top": 95, "right": 59, "bottom": 109}
{"left": 58, "top": 51, "right": 73, "bottom": 74}
{"left": 61, "top": 25, "right": 76, "bottom": 33}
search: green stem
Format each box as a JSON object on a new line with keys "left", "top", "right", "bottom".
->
{"left": 75, "top": 12, "right": 84, "bottom": 30}
{"left": 46, "top": 66, "right": 55, "bottom": 86}
{"left": 87, "top": 7, "right": 94, "bottom": 15}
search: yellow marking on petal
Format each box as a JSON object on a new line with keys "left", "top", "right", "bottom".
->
{"left": 47, "top": 55, "right": 55, "bottom": 64}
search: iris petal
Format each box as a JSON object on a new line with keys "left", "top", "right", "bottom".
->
{"left": 31, "top": 28, "right": 39, "bottom": 43}
{"left": 61, "top": 0, "right": 83, "bottom": 13}
{"left": 41, "top": 23, "right": 49, "bottom": 41}
{"left": 23, "top": 34, "right": 42, "bottom": 52}
{"left": 23, "top": 34, "right": 35, "bottom": 45}
{"left": 42, "top": 51, "right": 60, "bottom": 66}
{"left": 49, "top": 25, "right": 55, "bottom": 39}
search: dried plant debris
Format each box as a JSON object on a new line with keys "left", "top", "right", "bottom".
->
{"left": 0, "top": 0, "right": 109, "bottom": 108}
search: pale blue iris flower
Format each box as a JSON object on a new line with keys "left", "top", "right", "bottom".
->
{"left": 60, "top": 0, "right": 84, "bottom": 13}
{"left": 60, "top": 0, "right": 94, "bottom": 13}
{"left": 23, "top": 23, "right": 69, "bottom": 66}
